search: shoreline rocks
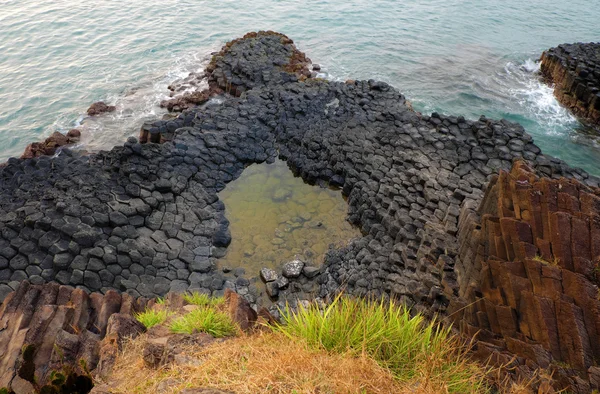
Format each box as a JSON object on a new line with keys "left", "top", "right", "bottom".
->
{"left": 541, "top": 42, "right": 600, "bottom": 125}
{"left": 20, "top": 129, "right": 81, "bottom": 159}
{"left": 86, "top": 102, "right": 116, "bottom": 117}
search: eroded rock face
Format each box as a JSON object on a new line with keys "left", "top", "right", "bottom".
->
{"left": 541, "top": 43, "right": 600, "bottom": 125}
{"left": 0, "top": 283, "right": 270, "bottom": 393}
{"left": 0, "top": 281, "right": 147, "bottom": 392}
{"left": 448, "top": 160, "right": 600, "bottom": 393}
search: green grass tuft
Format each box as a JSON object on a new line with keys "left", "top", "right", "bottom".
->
{"left": 182, "top": 291, "right": 225, "bottom": 307}
{"left": 135, "top": 309, "right": 170, "bottom": 329}
{"left": 274, "top": 294, "right": 488, "bottom": 393}
{"left": 169, "top": 308, "right": 237, "bottom": 337}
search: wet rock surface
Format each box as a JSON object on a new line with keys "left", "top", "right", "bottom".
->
{"left": 541, "top": 42, "right": 600, "bottom": 125}
{"left": 86, "top": 102, "right": 116, "bottom": 116}
{"left": 19, "top": 130, "right": 81, "bottom": 159}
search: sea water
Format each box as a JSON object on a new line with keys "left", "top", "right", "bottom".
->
{"left": 1, "top": 0, "right": 599, "bottom": 173}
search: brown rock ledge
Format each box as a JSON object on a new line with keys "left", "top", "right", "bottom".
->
{"left": 448, "top": 160, "right": 600, "bottom": 393}
{"left": 540, "top": 43, "right": 600, "bottom": 125}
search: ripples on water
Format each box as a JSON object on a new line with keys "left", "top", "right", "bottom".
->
{"left": 0, "top": 0, "right": 599, "bottom": 173}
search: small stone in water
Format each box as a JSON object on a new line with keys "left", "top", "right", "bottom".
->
{"left": 299, "top": 212, "right": 312, "bottom": 221}
{"left": 233, "top": 267, "right": 246, "bottom": 277}
{"left": 266, "top": 281, "right": 279, "bottom": 298}
{"left": 275, "top": 275, "right": 289, "bottom": 289}
{"left": 260, "top": 268, "right": 278, "bottom": 283}
{"left": 303, "top": 266, "right": 320, "bottom": 278}
{"left": 282, "top": 259, "right": 304, "bottom": 278}
{"left": 307, "top": 221, "right": 324, "bottom": 229}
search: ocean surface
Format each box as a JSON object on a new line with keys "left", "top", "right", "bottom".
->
{"left": 1, "top": 0, "right": 599, "bottom": 174}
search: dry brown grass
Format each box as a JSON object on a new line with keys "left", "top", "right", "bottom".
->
{"left": 106, "top": 330, "right": 480, "bottom": 394}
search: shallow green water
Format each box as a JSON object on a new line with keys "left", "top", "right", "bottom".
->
{"left": 217, "top": 160, "right": 361, "bottom": 274}
{"left": 1, "top": 0, "right": 600, "bottom": 173}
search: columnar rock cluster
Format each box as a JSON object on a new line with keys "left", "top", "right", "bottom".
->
{"left": 449, "top": 160, "right": 600, "bottom": 393}
{"left": 0, "top": 281, "right": 259, "bottom": 393}
{"left": 0, "top": 281, "right": 147, "bottom": 392}
{"left": 541, "top": 42, "right": 600, "bottom": 125}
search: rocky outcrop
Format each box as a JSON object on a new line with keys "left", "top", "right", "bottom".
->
{"left": 447, "top": 160, "right": 600, "bottom": 393}
{"left": 20, "top": 130, "right": 81, "bottom": 159}
{"left": 86, "top": 102, "right": 116, "bottom": 117}
{"left": 160, "top": 90, "right": 214, "bottom": 113}
{"left": 1, "top": 31, "right": 596, "bottom": 318}
{"left": 541, "top": 42, "right": 600, "bottom": 125}
{"left": 157, "top": 31, "right": 312, "bottom": 114}
{"left": 0, "top": 281, "right": 147, "bottom": 393}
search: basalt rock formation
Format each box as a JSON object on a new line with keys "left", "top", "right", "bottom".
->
{"left": 157, "top": 31, "right": 312, "bottom": 114}
{"left": 1, "top": 31, "right": 595, "bottom": 308}
{"left": 0, "top": 280, "right": 148, "bottom": 392}
{"left": 541, "top": 42, "right": 600, "bottom": 125}
{"left": 448, "top": 160, "right": 600, "bottom": 393}
{"left": 1, "top": 31, "right": 600, "bottom": 392}
{"left": 0, "top": 282, "right": 262, "bottom": 393}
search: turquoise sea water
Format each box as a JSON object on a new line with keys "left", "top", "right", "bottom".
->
{"left": 1, "top": 0, "right": 599, "bottom": 173}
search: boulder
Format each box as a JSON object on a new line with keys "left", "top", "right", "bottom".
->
{"left": 87, "top": 101, "right": 116, "bottom": 116}
{"left": 20, "top": 131, "right": 81, "bottom": 159}
{"left": 259, "top": 268, "right": 278, "bottom": 283}
{"left": 224, "top": 289, "right": 257, "bottom": 332}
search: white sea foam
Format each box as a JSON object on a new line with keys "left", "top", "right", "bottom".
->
{"left": 68, "top": 51, "right": 213, "bottom": 153}
{"left": 505, "top": 59, "right": 577, "bottom": 133}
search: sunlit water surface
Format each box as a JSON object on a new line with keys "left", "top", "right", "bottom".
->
{"left": 1, "top": 0, "right": 599, "bottom": 174}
